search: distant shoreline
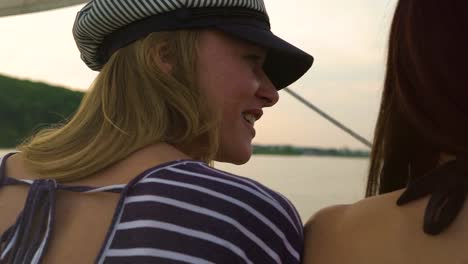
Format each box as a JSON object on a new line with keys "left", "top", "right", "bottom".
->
{"left": 1, "top": 147, "right": 369, "bottom": 158}
{"left": 253, "top": 153, "right": 370, "bottom": 158}
{"left": 252, "top": 145, "right": 369, "bottom": 158}
{"left": 1, "top": 145, "right": 370, "bottom": 157}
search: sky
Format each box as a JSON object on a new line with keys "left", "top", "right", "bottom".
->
{"left": 0, "top": 0, "right": 398, "bottom": 149}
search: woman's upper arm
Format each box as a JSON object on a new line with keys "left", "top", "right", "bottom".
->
{"left": 302, "top": 204, "right": 351, "bottom": 264}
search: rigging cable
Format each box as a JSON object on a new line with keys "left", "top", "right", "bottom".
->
{"left": 283, "top": 87, "right": 373, "bottom": 149}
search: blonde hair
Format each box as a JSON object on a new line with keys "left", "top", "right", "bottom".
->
{"left": 19, "top": 30, "right": 219, "bottom": 182}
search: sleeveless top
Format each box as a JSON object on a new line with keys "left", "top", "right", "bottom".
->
{"left": 0, "top": 153, "right": 303, "bottom": 263}
{"left": 397, "top": 158, "right": 468, "bottom": 235}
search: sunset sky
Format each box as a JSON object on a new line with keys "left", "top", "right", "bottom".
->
{"left": 0, "top": 0, "right": 397, "bottom": 149}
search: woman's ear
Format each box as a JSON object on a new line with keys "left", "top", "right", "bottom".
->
{"left": 154, "top": 41, "right": 173, "bottom": 74}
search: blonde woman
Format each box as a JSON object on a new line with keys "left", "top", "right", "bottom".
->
{"left": 0, "top": 0, "right": 313, "bottom": 263}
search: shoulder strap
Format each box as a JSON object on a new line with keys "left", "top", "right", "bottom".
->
{"left": 0, "top": 179, "right": 57, "bottom": 263}
{"left": 0, "top": 151, "right": 125, "bottom": 193}
{"left": 0, "top": 152, "right": 18, "bottom": 187}
{"left": 397, "top": 158, "right": 468, "bottom": 235}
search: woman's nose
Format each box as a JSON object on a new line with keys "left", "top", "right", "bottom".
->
{"left": 256, "top": 73, "right": 279, "bottom": 107}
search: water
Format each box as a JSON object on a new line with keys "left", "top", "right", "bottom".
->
{"left": 0, "top": 149, "right": 368, "bottom": 222}
{"left": 216, "top": 156, "right": 368, "bottom": 221}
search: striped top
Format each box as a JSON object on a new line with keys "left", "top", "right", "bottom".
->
{"left": 0, "top": 153, "right": 303, "bottom": 263}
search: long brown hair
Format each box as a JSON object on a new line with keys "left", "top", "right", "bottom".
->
{"left": 367, "top": 0, "right": 468, "bottom": 196}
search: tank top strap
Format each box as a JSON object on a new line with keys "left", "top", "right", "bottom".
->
{"left": 0, "top": 152, "right": 19, "bottom": 188}
{"left": 57, "top": 183, "right": 126, "bottom": 194}
{"left": 397, "top": 157, "right": 468, "bottom": 235}
{"left": 0, "top": 179, "right": 58, "bottom": 263}
{"left": 0, "top": 152, "right": 125, "bottom": 193}
{"left": 0, "top": 152, "right": 126, "bottom": 262}
{"left": 0, "top": 180, "right": 125, "bottom": 263}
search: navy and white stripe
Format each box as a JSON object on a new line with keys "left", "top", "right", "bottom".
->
{"left": 97, "top": 161, "right": 302, "bottom": 263}
{"left": 117, "top": 220, "right": 254, "bottom": 263}
{"left": 73, "top": 0, "right": 268, "bottom": 71}
{"left": 196, "top": 164, "right": 303, "bottom": 234}
{"left": 0, "top": 178, "right": 58, "bottom": 264}
{"left": 0, "top": 154, "right": 303, "bottom": 263}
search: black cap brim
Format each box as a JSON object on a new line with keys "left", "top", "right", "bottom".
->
{"left": 98, "top": 7, "right": 313, "bottom": 89}
{"left": 215, "top": 23, "right": 314, "bottom": 89}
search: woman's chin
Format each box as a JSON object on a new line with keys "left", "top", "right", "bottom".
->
{"left": 214, "top": 149, "right": 252, "bottom": 165}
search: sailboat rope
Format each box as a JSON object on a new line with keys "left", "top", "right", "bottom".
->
{"left": 283, "top": 88, "right": 373, "bottom": 148}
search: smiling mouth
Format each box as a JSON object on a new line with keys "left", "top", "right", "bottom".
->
{"left": 243, "top": 113, "right": 256, "bottom": 125}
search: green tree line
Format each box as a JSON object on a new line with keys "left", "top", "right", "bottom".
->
{"left": 0, "top": 74, "right": 83, "bottom": 148}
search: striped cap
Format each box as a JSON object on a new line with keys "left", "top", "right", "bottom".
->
{"left": 73, "top": 0, "right": 313, "bottom": 89}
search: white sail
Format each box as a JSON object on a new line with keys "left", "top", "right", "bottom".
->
{"left": 0, "top": 0, "right": 89, "bottom": 17}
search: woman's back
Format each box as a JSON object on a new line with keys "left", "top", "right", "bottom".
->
{"left": 304, "top": 188, "right": 468, "bottom": 264}
{"left": 0, "top": 144, "right": 304, "bottom": 263}
{"left": 0, "top": 144, "right": 186, "bottom": 263}
{"left": 0, "top": 180, "right": 118, "bottom": 263}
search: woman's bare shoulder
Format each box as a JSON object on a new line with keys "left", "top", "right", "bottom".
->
{"left": 303, "top": 191, "right": 404, "bottom": 264}
{"left": 303, "top": 204, "right": 356, "bottom": 264}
